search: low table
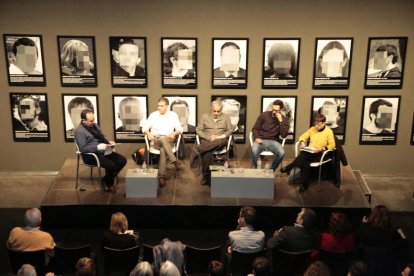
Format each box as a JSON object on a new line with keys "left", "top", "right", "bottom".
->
{"left": 211, "top": 168, "right": 275, "bottom": 199}
{"left": 125, "top": 168, "right": 158, "bottom": 198}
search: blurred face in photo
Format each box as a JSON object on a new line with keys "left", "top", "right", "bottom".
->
{"left": 374, "top": 105, "right": 393, "bottom": 129}
{"left": 18, "top": 98, "right": 39, "bottom": 123}
{"left": 75, "top": 45, "right": 91, "bottom": 70}
{"left": 119, "top": 98, "right": 142, "bottom": 131}
{"left": 321, "top": 103, "right": 339, "bottom": 127}
{"left": 15, "top": 45, "right": 38, "bottom": 74}
{"left": 373, "top": 51, "right": 389, "bottom": 70}
{"left": 321, "top": 48, "right": 347, "bottom": 77}
{"left": 220, "top": 45, "right": 240, "bottom": 72}
{"left": 171, "top": 102, "right": 189, "bottom": 129}
{"left": 222, "top": 100, "right": 240, "bottom": 129}
{"left": 119, "top": 43, "right": 140, "bottom": 68}
{"left": 70, "top": 104, "right": 90, "bottom": 128}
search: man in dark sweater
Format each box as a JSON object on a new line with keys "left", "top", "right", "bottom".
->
{"left": 251, "top": 100, "right": 290, "bottom": 171}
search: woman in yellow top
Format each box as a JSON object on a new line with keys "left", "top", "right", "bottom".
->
{"left": 281, "top": 113, "right": 335, "bottom": 192}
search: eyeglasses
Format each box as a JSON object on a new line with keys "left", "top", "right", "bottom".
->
{"left": 314, "top": 121, "right": 325, "bottom": 125}
{"left": 272, "top": 109, "right": 281, "bottom": 113}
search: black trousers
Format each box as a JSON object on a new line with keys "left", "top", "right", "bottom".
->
{"left": 83, "top": 151, "right": 127, "bottom": 185}
{"left": 285, "top": 151, "right": 322, "bottom": 187}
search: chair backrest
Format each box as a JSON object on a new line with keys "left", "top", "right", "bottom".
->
{"left": 231, "top": 250, "right": 264, "bottom": 276}
{"left": 273, "top": 249, "right": 311, "bottom": 276}
{"left": 318, "top": 249, "right": 353, "bottom": 276}
{"left": 142, "top": 244, "right": 154, "bottom": 264}
{"left": 145, "top": 134, "right": 182, "bottom": 154}
{"left": 103, "top": 246, "right": 140, "bottom": 274}
{"left": 185, "top": 245, "right": 222, "bottom": 274}
{"left": 8, "top": 249, "right": 46, "bottom": 275}
{"left": 54, "top": 244, "right": 91, "bottom": 273}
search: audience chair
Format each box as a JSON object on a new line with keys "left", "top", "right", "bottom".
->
{"left": 230, "top": 250, "right": 264, "bottom": 276}
{"left": 294, "top": 141, "right": 335, "bottom": 191}
{"left": 142, "top": 244, "right": 154, "bottom": 264}
{"left": 273, "top": 249, "right": 311, "bottom": 276}
{"left": 8, "top": 249, "right": 46, "bottom": 275}
{"left": 103, "top": 245, "right": 140, "bottom": 275}
{"left": 249, "top": 131, "right": 287, "bottom": 169}
{"left": 185, "top": 245, "right": 222, "bottom": 275}
{"left": 144, "top": 134, "right": 182, "bottom": 167}
{"left": 358, "top": 246, "right": 397, "bottom": 276}
{"left": 195, "top": 134, "right": 233, "bottom": 163}
{"left": 75, "top": 141, "right": 102, "bottom": 190}
{"left": 54, "top": 244, "right": 92, "bottom": 274}
{"left": 318, "top": 249, "right": 353, "bottom": 276}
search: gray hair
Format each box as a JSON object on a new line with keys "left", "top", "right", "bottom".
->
{"left": 210, "top": 100, "right": 223, "bottom": 110}
{"left": 160, "top": 261, "right": 180, "bottom": 276}
{"left": 130, "top": 261, "right": 153, "bottom": 276}
{"left": 24, "top": 208, "right": 42, "bottom": 228}
{"left": 17, "top": 264, "right": 37, "bottom": 276}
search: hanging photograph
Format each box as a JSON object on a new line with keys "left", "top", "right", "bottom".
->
{"left": 261, "top": 96, "right": 297, "bottom": 144}
{"left": 364, "top": 37, "right": 407, "bottom": 89}
{"left": 57, "top": 36, "right": 98, "bottom": 87}
{"left": 411, "top": 113, "right": 414, "bottom": 145}
{"left": 262, "top": 38, "right": 300, "bottom": 89}
{"left": 360, "top": 96, "right": 400, "bottom": 145}
{"left": 110, "top": 36, "right": 147, "bottom": 88}
{"left": 313, "top": 38, "right": 353, "bottom": 89}
{"left": 3, "top": 34, "right": 46, "bottom": 86}
{"left": 161, "top": 95, "right": 197, "bottom": 142}
{"left": 113, "top": 95, "right": 148, "bottom": 143}
{"left": 211, "top": 95, "right": 247, "bottom": 143}
{"left": 162, "top": 38, "right": 197, "bottom": 88}
{"left": 9, "top": 93, "right": 50, "bottom": 142}
{"left": 311, "top": 96, "right": 348, "bottom": 144}
{"left": 212, "top": 38, "right": 248, "bottom": 89}
{"left": 62, "top": 94, "right": 99, "bottom": 142}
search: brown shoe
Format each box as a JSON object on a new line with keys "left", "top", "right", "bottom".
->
{"left": 158, "top": 177, "right": 166, "bottom": 187}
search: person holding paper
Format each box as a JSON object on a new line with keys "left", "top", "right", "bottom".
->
{"left": 213, "top": 42, "right": 246, "bottom": 78}
{"left": 75, "top": 109, "right": 127, "bottom": 193}
{"left": 281, "top": 113, "right": 335, "bottom": 192}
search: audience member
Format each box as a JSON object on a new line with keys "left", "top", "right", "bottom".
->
{"left": 208, "top": 260, "right": 225, "bottom": 276}
{"left": 267, "top": 208, "right": 318, "bottom": 253}
{"left": 153, "top": 238, "right": 185, "bottom": 275}
{"left": 248, "top": 256, "right": 272, "bottom": 276}
{"left": 75, "top": 109, "right": 127, "bottom": 193}
{"left": 303, "top": 261, "right": 331, "bottom": 276}
{"left": 320, "top": 211, "right": 354, "bottom": 253}
{"left": 16, "top": 264, "right": 37, "bottom": 276}
{"left": 228, "top": 206, "right": 265, "bottom": 254}
{"left": 76, "top": 257, "right": 96, "bottom": 276}
{"left": 130, "top": 261, "right": 154, "bottom": 276}
{"left": 7, "top": 208, "right": 55, "bottom": 265}
{"left": 159, "top": 260, "right": 181, "bottom": 276}
{"left": 401, "top": 263, "right": 414, "bottom": 276}
{"left": 102, "top": 212, "right": 138, "bottom": 249}
{"left": 142, "top": 97, "right": 183, "bottom": 187}
{"left": 347, "top": 260, "right": 368, "bottom": 276}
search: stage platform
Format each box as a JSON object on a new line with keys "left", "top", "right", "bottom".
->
{"left": 41, "top": 158, "right": 371, "bottom": 230}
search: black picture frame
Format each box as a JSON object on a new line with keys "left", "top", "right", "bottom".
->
{"left": 112, "top": 95, "right": 148, "bottom": 143}
{"left": 3, "top": 34, "right": 46, "bottom": 86}
{"left": 110, "top": 36, "right": 147, "bottom": 88}
{"left": 211, "top": 95, "right": 247, "bottom": 143}
{"left": 261, "top": 96, "right": 297, "bottom": 144}
{"left": 411, "top": 112, "right": 414, "bottom": 145}
{"left": 161, "top": 38, "right": 197, "bottom": 89}
{"left": 359, "top": 96, "right": 401, "bottom": 145}
{"left": 312, "top": 38, "right": 353, "bottom": 89}
{"left": 212, "top": 38, "right": 248, "bottom": 89}
{"left": 161, "top": 95, "right": 198, "bottom": 142}
{"left": 62, "top": 94, "right": 99, "bottom": 142}
{"left": 364, "top": 37, "right": 407, "bottom": 89}
{"left": 311, "top": 96, "right": 348, "bottom": 144}
{"left": 262, "top": 38, "right": 300, "bottom": 89}
{"left": 57, "top": 36, "right": 98, "bottom": 87}
{"left": 9, "top": 92, "right": 50, "bottom": 142}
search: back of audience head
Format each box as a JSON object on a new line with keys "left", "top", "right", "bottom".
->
{"left": 76, "top": 257, "right": 96, "bottom": 276}
{"left": 251, "top": 256, "right": 272, "bottom": 276}
{"left": 367, "top": 205, "right": 390, "bottom": 229}
{"left": 347, "top": 260, "right": 368, "bottom": 276}
{"left": 17, "top": 264, "right": 37, "bottom": 276}
{"left": 297, "top": 208, "right": 316, "bottom": 229}
{"left": 303, "top": 261, "right": 331, "bottom": 276}
{"left": 401, "top": 263, "right": 414, "bottom": 276}
{"left": 239, "top": 206, "right": 257, "bottom": 228}
{"left": 328, "top": 211, "right": 352, "bottom": 236}
{"left": 110, "top": 212, "right": 129, "bottom": 234}
{"left": 130, "top": 261, "right": 154, "bottom": 276}
{"left": 208, "top": 260, "right": 224, "bottom": 276}
{"left": 160, "top": 260, "right": 180, "bottom": 276}
{"left": 24, "top": 208, "right": 42, "bottom": 228}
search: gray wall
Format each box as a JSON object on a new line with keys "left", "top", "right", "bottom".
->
{"left": 0, "top": 0, "right": 413, "bottom": 174}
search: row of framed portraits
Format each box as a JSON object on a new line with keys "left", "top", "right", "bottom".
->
{"left": 10, "top": 93, "right": 413, "bottom": 146}
{"left": 3, "top": 34, "right": 408, "bottom": 89}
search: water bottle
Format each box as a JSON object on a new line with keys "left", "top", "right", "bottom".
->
{"left": 224, "top": 160, "right": 229, "bottom": 174}
{"left": 264, "top": 161, "right": 270, "bottom": 176}
{"left": 257, "top": 158, "right": 262, "bottom": 173}
{"left": 142, "top": 161, "right": 147, "bottom": 174}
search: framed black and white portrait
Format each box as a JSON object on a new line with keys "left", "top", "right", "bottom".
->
{"left": 364, "top": 37, "right": 407, "bottom": 89}
{"left": 313, "top": 38, "right": 353, "bottom": 89}
{"left": 311, "top": 96, "right": 348, "bottom": 144}
{"left": 162, "top": 38, "right": 197, "bottom": 88}
{"left": 261, "top": 96, "right": 297, "bottom": 144}
{"left": 411, "top": 113, "right": 414, "bottom": 145}
{"left": 162, "top": 95, "right": 197, "bottom": 142}
{"left": 9, "top": 93, "right": 50, "bottom": 142}
{"left": 3, "top": 34, "right": 46, "bottom": 86}
{"left": 211, "top": 95, "right": 247, "bottom": 144}
{"left": 62, "top": 94, "right": 99, "bottom": 142}
{"left": 212, "top": 38, "right": 248, "bottom": 89}
{"left": 110, "top": 36, "right": 147, "bottom": 88}
{"left": 360, "top": 96, "right": 400, "bottom": 145}
{"left": 57, "top": 36, "right": 98, "bottom": 87}
{"left": 262, "top": 38, "right": 300, "bottom": 89}
{"left": 113, "top": 95, "right": 148, "bottom": 143}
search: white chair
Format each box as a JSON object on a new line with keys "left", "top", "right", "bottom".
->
{"left": 293, "top": 141, "right": 334, "bottom": 191}
{"left": 75, "top": 141, "right": 102, "bottom": 190}
{"left": 195, "top": 134, "right": 233, "bottom": 161}
{"left": 249, "top": 131, "right": 286, "bottom": 169}
{"left": 144, "top": 134, "right": 182, "bottom": 167}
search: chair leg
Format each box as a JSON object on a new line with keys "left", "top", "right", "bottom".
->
{"left": 76, "top": 155, "right": 80, "bottom": 190}
{"left": 318, "top": 166, "right": 322, "bottom": 192}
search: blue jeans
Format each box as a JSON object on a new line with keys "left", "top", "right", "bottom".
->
{"left": 251, "top": 139, "right": 285, "bottom": 169}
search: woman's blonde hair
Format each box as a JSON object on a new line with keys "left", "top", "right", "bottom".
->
{"left": 110, "top": 212, "right": 128, "bottom": 234}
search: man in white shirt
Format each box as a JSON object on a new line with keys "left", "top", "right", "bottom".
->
{"left": 142, "top": 97, "right": 183, "bottom": 187}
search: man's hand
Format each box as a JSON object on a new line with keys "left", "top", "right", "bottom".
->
{"left": 97, "top": 143, "right": 108, "bottom": 151}
{"left": 167, "top": 132, "right": 176, "bottom": 139}
{"left": 146, "top": 132, "right": 155, "bottom": 141}
{"left": 299, "top": 141, "right": 306, "bottom": 148}
{"left": 275, "top": 113, "right": 283, "bottom": 122}
{"left": 255, "top": 138, "right": 263, "bottom": 144}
